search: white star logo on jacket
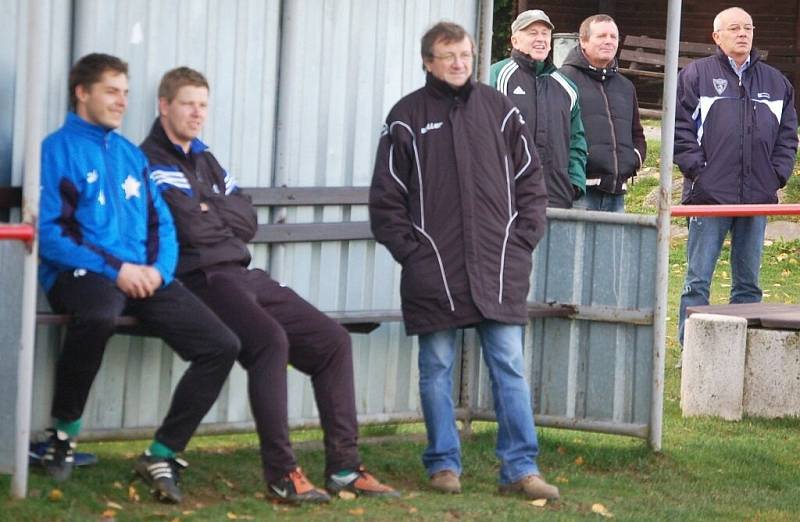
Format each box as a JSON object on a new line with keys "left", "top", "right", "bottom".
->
{"left": 121, "top": 175, "right": 141, "bottom": 200}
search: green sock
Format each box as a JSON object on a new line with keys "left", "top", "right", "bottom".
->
{"left": 334, "top": 469, "right": 355, "bottom": 477}
{"left": 148, "top": 440, "right": 175, "bottom": 459}
{"left": 55, "top": 418, "right": 82, "bottom": 438}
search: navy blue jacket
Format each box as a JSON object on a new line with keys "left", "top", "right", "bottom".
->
{"left": 674, "top": 48, "right": 798, "bottom": 204}
{"left": 38, "top": 112, "right": 177, "bottom": 291}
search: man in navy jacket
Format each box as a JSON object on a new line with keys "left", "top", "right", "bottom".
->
{"left": 674, "top": 7, "right": 798, "bottom": 346}
{"left": 38, "top": 54, "right": 240, "bottom": 503}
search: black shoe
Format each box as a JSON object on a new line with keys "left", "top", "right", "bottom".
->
{"left": 267, "top": 467, "right": 331, "bottom": 504}
{"left": 133, "top": 452, "right": 187, "bottom": 504}
{"left": 41, "top": 429, "right": 75, "bottom": 482}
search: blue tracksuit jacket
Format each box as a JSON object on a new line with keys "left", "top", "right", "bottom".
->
{"left": 38, "top": 112, "right": 177, "bottom": 291}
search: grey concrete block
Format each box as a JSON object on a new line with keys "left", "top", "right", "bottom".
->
{"left": 743, "top": 329, "right": 800, "bottom": 418}
{"left": 681, "top": 313, "right": 748, "bottom": 420}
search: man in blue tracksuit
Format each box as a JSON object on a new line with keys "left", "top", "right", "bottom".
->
{"left": 38, "top": 53, "right": 240, "bottom": 503}
{"left": 674, "top": 7, "right": 798, "bottom": 347}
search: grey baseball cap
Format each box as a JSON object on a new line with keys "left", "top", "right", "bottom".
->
{"left": 511, "top": 9, "right": 554, "bottom": 33}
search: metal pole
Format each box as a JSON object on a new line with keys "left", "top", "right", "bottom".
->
{"left": 12, "top": 0, "right": 46, "bottom": 499}
{"left": 649, "top": 0, "right": 682, "bottom": 452}
{"left": 476, "top": 0, "right": 494, "bottom": 83}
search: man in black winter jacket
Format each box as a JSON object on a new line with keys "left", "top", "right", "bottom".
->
{"left": 370, "top": 21, "right": 558, "bottom": 502}
{"left": 141, "top": 67, "right": 398, "bottom": 504}
{"left": 561, "top": 14, "right": 647, "bottom": 212}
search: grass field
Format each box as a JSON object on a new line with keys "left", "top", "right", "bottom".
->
{"left": 2, "top": 141, "right": 799, "bottom": 521}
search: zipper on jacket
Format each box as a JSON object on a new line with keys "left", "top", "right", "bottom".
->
{"left": 599, "top": 83, "right": 620, "bottom": 190}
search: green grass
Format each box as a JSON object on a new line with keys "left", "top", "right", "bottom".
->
{"left": 3, "top": 136, "right": 800, "bottom": 520}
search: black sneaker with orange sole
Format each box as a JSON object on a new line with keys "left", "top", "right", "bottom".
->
{"left": 326, "top": 465, "right": 401, "bottom": 498}
{"left": 267, "top": 467, "right": 331, "bottom": 504}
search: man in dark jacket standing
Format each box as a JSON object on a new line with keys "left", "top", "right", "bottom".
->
{"left": 674, "top": 7, "right": 798, "bottom": 345}
{"left": 370, "top": 22, "right": 558, "bottom": 501}
{"left": 141, "top": 67, "right": 398, "bottom": 504}
{"left": 490, "top": 9, "right": 587, "bottom": 209}
{"left": 561, "top": 14, "right": 647, "bottom": 212}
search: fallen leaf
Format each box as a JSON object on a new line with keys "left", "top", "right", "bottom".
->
{"left": 405, "top": 491, "right": 421, "bottom": 499}
{"left": 128, "top": 484, "right": 140, "bottom": 502}
{"left": 338, "top": 490, "right": 357, "bottom": 500}
{"left": 409, "top": 507, "right": 418, "bottom": 514}
{"left": 556, "top": 446, "right": 567, "bottom": 455}
{"left": 226, "top": 514, "right": 238, "bottom": 520}
{"left": 592, "top": 503, "right": 614, "bottom": 518}
{"left": 48, "top": 488, "right": 63, "bottom": 502}
{"left": 112, "top": 481, "right": 124, "bottom": 490}
{"left": 100, "top": 509, "right": 117, "bottom": 521}
{"left": 106, "top": 501, "right": 123, "bottom": 510}
{"left": 217, "top": 473, "right": 236, "bottom": 489}
{"left": 574, "top": 456, "right": 585, "bottom": 465}
{"left": 253, "top": 492, "right": 265, "bottom": 499}
{"left": 555, "top": 475, "right": 569, "bottom": 483}
{"left": 530, "top": 498, "right": 548, "bottom": 507}
{"left": 348, "top": 508, "right": 365, "bottom": 516}
{"left": 181, "top": 511, "right": 195, "bottom": 515}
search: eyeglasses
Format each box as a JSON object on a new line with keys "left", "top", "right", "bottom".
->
{"left": 431, "top": 52, "right": 474, "bottom": 64}
{"left": 721, "top": 24, "right": 754, "bottom": 33}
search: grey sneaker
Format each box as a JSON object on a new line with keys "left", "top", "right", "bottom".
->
{"left": 498, "top": 474, "right": 559, "bottom": 500}
{"left": 41, "top": 429, "right": 76, "bottom": 482}
{"left": 430, "top": 470, "right": 461, "bottom": 494}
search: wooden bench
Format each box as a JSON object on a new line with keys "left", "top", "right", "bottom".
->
{"left": 618, "top": 35, "right": 768, "bottom": 117}
{"left": 0, "top": 185, "right": 575, "bottom": 335}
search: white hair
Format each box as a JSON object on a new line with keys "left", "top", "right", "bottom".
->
{"left": 713, "top": 7, "right": 751, "bottom": 31}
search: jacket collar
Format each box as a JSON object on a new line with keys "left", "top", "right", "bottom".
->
{"left": 563, "top": 46, "right": 617, "bottom": 81}
{"left": 716, "top": 47, "right": 761, "bottom": 75}
{"left": 511, "top": 50, "right": 553, "bottom": 76}
{"left": 148, "top": 117, "right": 209, "bottom": 159}
{"left": 64, "top": 111, "right": 117, "bottom": 145}
{"left": 424, "top": 72, "right": 474, "bottom": 101}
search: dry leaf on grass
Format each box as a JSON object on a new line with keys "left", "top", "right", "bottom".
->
{"left": 555, "top": 475, "right": 569, "bottom": 483}
{"left": 338, "top": 490, "right": 357, "bottom": 500}
{"left": 530, "top": 498, "right": 548, "bottom": 507}
{"left": 348, "top": 508, "right": 365, "bottom": 516}
{"left": 48, "top": 488, "right": 63, "bottom": 502}
{"left": 106, "top": 501, "right": 123, "bottom": 510}
{"left": 409, "top": 507, "right": 418, "bottom": 514}
{"left": 591, "top": 503, "right": 614, "bottom": 518}
{"left": 217, "top": 474, "right": 236, "bottom": 489}
{"left": 128, "top": 484, "right": 140, "bottom": 502}
{"left": 253, "top": 492, "right": 265, "bottom": 499}
{"left": 574, "top": 456, "right": 585, "bottom": 465}
{"left": 99, "top": 509, "right": 117, "bottom": 521}
{"left": 226, "top": 513, "right": 254, "bottom": 521}
{"left": 112, "top": 481, "right": 124, "bottom": 490}
{"left": 557, "top": 446, "right": 567, "bottom": 455}
{"left": 181, "top": 510, "right": 195, "bottom": 516}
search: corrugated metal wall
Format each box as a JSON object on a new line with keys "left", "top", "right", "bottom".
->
{"left": 26, "top": 0, "right": 481, "bottom": 438}
{"left": 468, "top": 213, "right": 657, "bottom": 435}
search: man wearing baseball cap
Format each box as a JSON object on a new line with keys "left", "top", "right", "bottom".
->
{"left": 490, "top": 9, "right": 587, "bottom": 209}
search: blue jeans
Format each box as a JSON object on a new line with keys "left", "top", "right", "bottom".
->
{"left": 678, "top": 216, "right": 766, "bottom": 343}
{"left": 417, "top": 320, "right": 540, "bottom": 484}
{"left": 573, "top": 187, "right": 625, "bottom": 212}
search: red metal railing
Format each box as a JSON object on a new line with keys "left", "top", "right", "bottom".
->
{"left": 0, "top": 224, "right": 35, "bottom": 243}
{"left": 671, "top": 204, "right": 800, "bottom": 217}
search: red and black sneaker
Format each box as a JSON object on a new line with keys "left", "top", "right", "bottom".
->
{"left": 326, "top": 465, "right": 401, "bottom": 498}
{"left": 267, "top": 467, "right": 331, "bottom": 504}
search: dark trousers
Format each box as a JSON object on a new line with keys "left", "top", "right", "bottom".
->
{"left": 47, "top": 271, "right": 240, "bottom": 452}
{"left": 181, "top": 264, "right": 360, "bottom": 482}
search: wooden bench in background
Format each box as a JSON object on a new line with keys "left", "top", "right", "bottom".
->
{"left": 618, "top": 35, "right": 768, "bottom": 117}
{"left": 0, "top": 185, "right": 576, "bottom": 335}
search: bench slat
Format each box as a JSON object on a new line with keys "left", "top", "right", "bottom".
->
{"left": 242, "top": 186, "right": 369, "bottom": 206}
{"left": 252, "top": 222, "right": 373, "bottom": 243}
